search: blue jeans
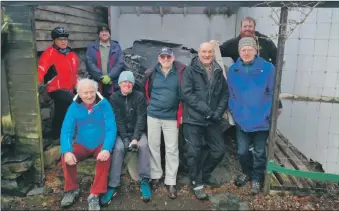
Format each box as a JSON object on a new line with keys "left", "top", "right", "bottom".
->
{"left": 236, "top": 126, "right": 269, "bottom": 182}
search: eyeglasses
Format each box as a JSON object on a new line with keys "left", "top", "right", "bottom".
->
{"left": 56, "top": 37, "right": 69, "bottom": 41}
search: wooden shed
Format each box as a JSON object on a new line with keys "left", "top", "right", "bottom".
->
{"left": 1, "top": 4, "right": 108, "bottom": 185}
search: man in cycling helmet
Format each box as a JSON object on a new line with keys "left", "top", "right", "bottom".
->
{"left": 85, "top": 23, "right": 125, "bottom": 99}
{"left": 37, "top": 27, "right": 79, "bottom": 140}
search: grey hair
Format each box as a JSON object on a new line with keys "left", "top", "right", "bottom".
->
{"left": 76, "top": 78, "right": 98, "bottom": 93}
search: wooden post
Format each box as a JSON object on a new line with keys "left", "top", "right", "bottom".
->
{"left": 4, "top": 5, "right": 44, "bottom": 185}
{"left": 264, "top": 6, "right": 288, "bottom": 195}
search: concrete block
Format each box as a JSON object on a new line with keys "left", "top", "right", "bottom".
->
{"left": 324, "top": 72, "right": 338, "bottom": 88}
{"left": 299, "top": 23, "right": 317, "bottom": 39}
{"left": 315, "top": 23, "right": 331, "bottom": 39}
{"left": 312, "top": 56, "right": 327, "bottom": 72}
{"left": 329, "top": 23, "right": 339, "bottom": 40}
{"left": 326, "top": 56, "right": 339, "bottom": 72}
{"left": 327, "top": 40, "right": 339, "bottom": 56}
{"left": 322, "top": 87, "right": 336, "bottom": 97}
{"left": 314, "top": 39, "right": 329, "bottom": 56}
{"left": 317, "top": 8, "right": 333, "bottom": 23}
{"left": 298, "top": 39, "right": 315, "bottom": 55}
{"left": 297, "top": 55, "right": 314, "bottom": 71}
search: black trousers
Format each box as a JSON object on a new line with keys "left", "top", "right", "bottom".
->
{"left": 183, "top": 123, "right": 226, "bottom": 187}
{"left": 49, "top": 89, "right": 75, "bottom": 139}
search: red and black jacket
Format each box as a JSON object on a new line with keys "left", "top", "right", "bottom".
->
{"left": 144, "top": 61, "right": 186, "bottom": 128}
{"left": 38, "top": 45, "right": 79, "bottom": 93}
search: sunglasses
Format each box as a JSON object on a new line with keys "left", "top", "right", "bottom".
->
{"left": 159, "top": 54, "right": 172, "bottom": 60}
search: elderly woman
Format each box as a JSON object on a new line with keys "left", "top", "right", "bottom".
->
{"left": 59, "top": 78, "right": 117, "bottom": 210}
{"left": 227, "top": 37, "right": 275, "bottom": 194}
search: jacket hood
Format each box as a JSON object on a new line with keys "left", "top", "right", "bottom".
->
{"left": 73, "top": 91, "right": 104, "bottom": 105}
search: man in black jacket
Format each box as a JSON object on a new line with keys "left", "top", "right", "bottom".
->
{"left": 181, "top": 42, "right": 229, "bottom": 200}
{"left": 101, "top": 71, "right": 152, "bottom": 205}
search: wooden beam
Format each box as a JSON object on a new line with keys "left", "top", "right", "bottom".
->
{"left": 4, "top": 4, "right": 44, "bottom": 185}
{"left": 275, "top": 149, "right": 307, "bottom": 188}
{"left": 35, "top": 9, "right": 102, "bottom": 27}
{"left": 36, "top": 6, "right": 105, "bottom": 22}
{"left": 36, "top": 40, "right": 91, "bottom": 51}
{"left": 35, "top": 21, "right": 98, "bottom": 33}
{"left": 35, "top": 29, "right": 97, "bottom": 41}
{"left": 68, "top": 5, "right": 105, "bottom": 14}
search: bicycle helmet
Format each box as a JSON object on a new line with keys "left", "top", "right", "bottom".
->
{"left": 51, "top": 27, "right": 69, "bottom": 40}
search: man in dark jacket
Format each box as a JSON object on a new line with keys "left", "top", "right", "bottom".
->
{"left": 181, "top": 42, "right": 229, "bottom": 200}
{"left": 144, "top": 47, "right": 185, "bottom": 199}
{"left": 100, "top": 71, "right": 151, "bottom": 205}
{"left": 85, "top": 23, "right": 125, "bottom": 99}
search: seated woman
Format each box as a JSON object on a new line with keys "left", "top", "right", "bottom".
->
{"left": 59, "top": 78, "right": 117, "bottom": 210}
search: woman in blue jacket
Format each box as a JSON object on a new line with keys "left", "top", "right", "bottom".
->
{"left": 59, "top": 78, "right": 117, "bottom": 210}
{"left": 227, "top": 37, "right": 275, "bottom": 194}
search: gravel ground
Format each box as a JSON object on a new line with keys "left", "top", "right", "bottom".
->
{"left": 5, "top": 136, "right": 339, "bottom": 210}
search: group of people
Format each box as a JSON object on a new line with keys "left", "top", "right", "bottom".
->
{"left": 37, "top": 16, "right": 281, "bottom": 211}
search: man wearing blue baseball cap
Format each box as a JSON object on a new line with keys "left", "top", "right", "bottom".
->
{"left": 144, "top": 47, "right": 186, "bottom": 199}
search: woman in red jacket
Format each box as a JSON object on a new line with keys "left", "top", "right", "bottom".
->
{"left": 38, "top": 27, "right": 79, "bottom": 140}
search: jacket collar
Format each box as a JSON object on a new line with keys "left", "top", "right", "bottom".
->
{"left": 92, "top": 39, "right": 116, "bottom": 54}
{"left": 190, "top": 56, "right": 221, "bottom": 74}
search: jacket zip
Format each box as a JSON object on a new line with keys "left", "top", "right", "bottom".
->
{"left": 67, "top": 57, "right": 73, "bottom": 90}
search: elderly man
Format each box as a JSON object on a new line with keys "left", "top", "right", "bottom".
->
{"left": 38, "top": 27, "right": 78, "bottom": 139}
{"left": 60, "top": 78, "right": 117, "bottom": 210}
{"left": 85, "top": 23, "right": 125, "bottom": 98}
{"left": 227, "top": 37, "right": 275, "bottom": 194}
{"left": 144, "top": 47, "right": 186, "bottom": 199}
{"left": 100, "top": 71, "right": 152, "bottom": 205}
{"left": 211, "top": 16, "right": 283, "bottom": 112}
{"left": 181, "top": 42, "right": 229, "bottom": 200}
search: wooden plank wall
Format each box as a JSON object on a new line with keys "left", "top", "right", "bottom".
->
{"left": 3, "top": 5, "right": 45, "bottom": 185}
{"left": 34, "top": 6, "right": 107, "bottom": 51}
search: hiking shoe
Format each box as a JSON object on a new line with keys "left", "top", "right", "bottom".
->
{"left": 60, "top": 188, "right": 80, "bottom": 208}
{"left": 251, "top": 180, "right": 261, "bottom": 195}
{"left": 151, "top": 179, "right": 160, "bottom": 189}
{"left": 88, "top": 196, "right": 100, "bottom": 211}
{"left": 203, "top": 176, "right": 221, "bottom": 188}
{"left": 193, "top": 185, "right": 208, "bottom": 200}
{"left": 234, "top": 174, "right": 250, "bottom": 187}
{"left": 100, "top": 187, "right": 118, "bottom": 205}
{"left": 140, "top": 179, "right": 152, "bottom": 202}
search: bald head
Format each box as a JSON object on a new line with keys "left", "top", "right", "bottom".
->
{"left": 198, "top": 41, "right": 215, "bottom": 66}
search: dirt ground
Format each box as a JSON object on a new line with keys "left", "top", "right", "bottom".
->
{"left": 4, "top": 137, "right": 339, "bottom": 210}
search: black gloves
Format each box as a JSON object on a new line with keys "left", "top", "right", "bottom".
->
{"left": 122, "top": 138, "right": 138, "bottom": 152}
{"left": 206, "top": 112, "right": 222, "bottom": 122}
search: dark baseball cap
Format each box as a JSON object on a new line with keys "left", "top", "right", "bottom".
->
{"left": 159, "top": 47, "right": 174, "bottom": 56}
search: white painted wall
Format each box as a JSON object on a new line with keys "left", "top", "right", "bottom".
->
{"left": 110, "top": 6, "right": 339, "bottom": 174}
